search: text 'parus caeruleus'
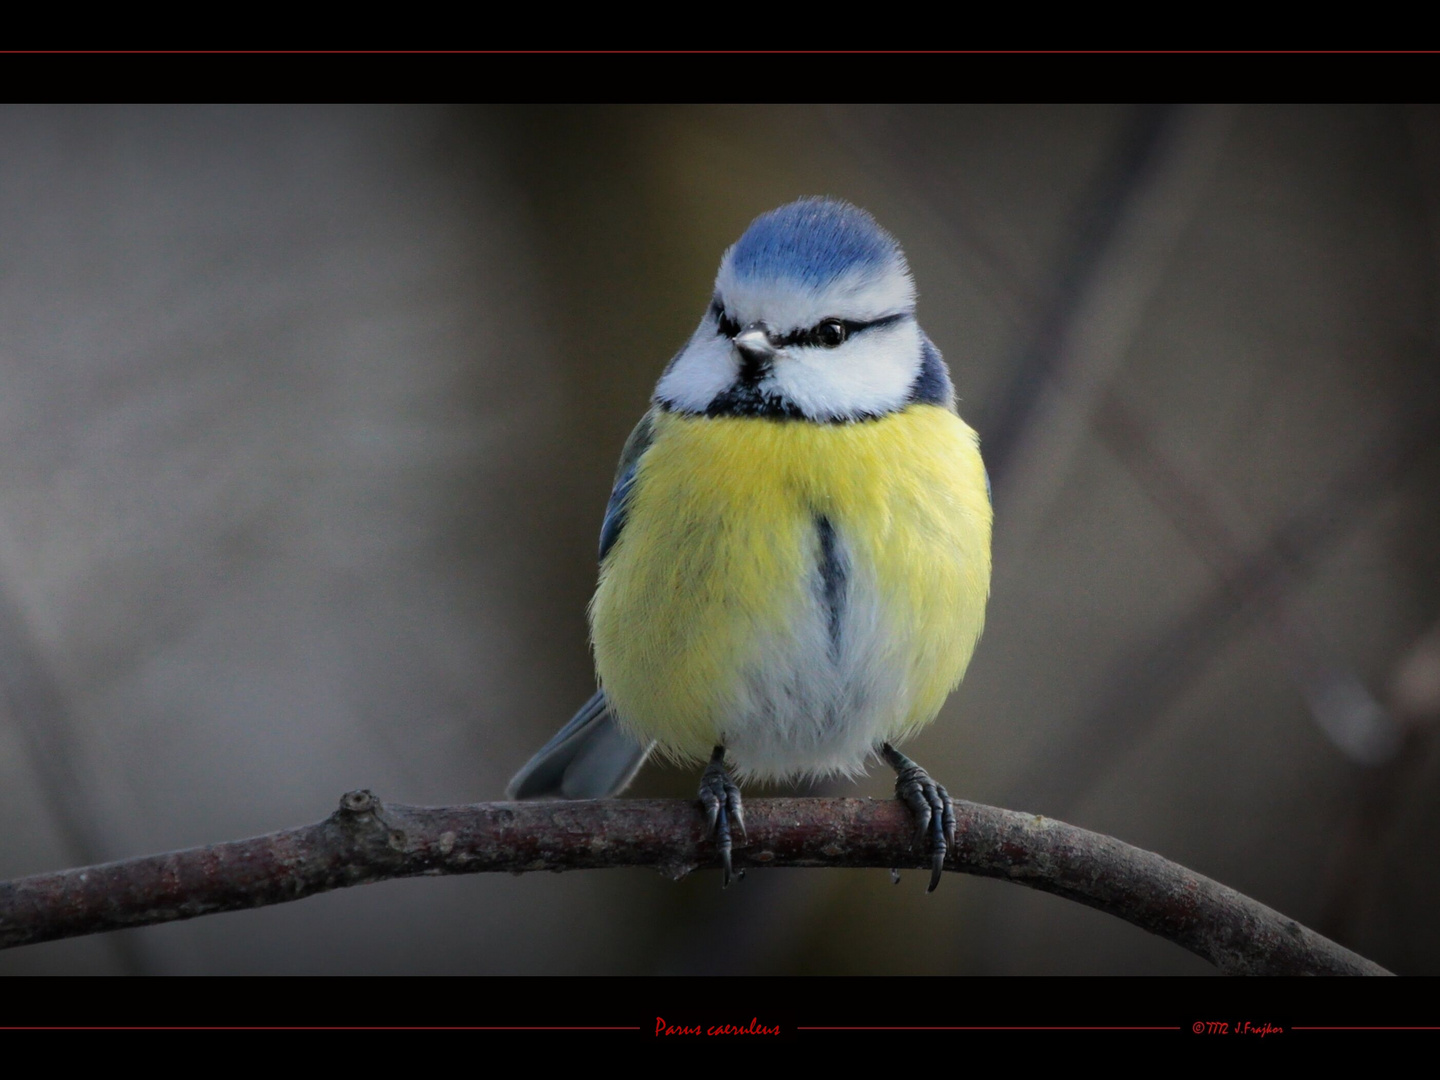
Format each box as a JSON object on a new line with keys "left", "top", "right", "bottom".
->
{"left": 508, "top": 198, "right": 992, "bottom": 890}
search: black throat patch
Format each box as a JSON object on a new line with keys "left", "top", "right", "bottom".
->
{"left": 703, "top": 384, "right": 808, "bottom": 420}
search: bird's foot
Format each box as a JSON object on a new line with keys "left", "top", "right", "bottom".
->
{"left": 699, "top": 746, "right": 746, "bottom": 887}
{"left": 882, "top": 743, "right": 955, "bottom": 892}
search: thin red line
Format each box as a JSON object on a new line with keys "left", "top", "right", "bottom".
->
{"left": 0, "top": 1026, "right": 641, "bottom": 1032}
{"left": 1, "top": 50, "right": 1439, "bottom": 55}
{"left": 798, "top": 1026, "right": 1181, "bottom": 1031}
{"left": 1292, "top": 1027, "right": 1440, "bottom": 1031}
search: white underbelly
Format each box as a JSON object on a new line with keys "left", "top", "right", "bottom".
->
{"left": 718, "top": 523, "right": 911, "bottom": 782}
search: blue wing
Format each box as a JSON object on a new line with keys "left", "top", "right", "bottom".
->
{"left": 599, "top": 466, "right": 638, "bottom": 561}
{"left": 597, "top": 409, "right": 657, "bottom": 562}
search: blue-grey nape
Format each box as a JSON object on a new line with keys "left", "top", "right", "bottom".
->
{"left": 909, "top": 333, "right": 955, "bottom": 409}
{"left": 727, "top": 198, "right": 903, "bottom": 288}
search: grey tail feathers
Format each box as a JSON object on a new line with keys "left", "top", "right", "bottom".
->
{"left": 506, "top": 690, "right": 653, "bottom": 800}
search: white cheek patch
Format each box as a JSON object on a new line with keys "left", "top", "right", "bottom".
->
{"left": 768, "top": 320, "right": 920, "bottom": 420}
{"left": 654, "top": 323, "right": 736, "bottom": 412}
{"left": 716, "top": 259, "right": 914, "bottom": 332}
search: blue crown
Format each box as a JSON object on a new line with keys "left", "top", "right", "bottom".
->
{"left": 726, "top": 198, "right": 903, "bottom": 290}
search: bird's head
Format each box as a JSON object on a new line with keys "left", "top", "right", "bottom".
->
{"left": 654, "top": 198, "right": 951, "bottom": 422}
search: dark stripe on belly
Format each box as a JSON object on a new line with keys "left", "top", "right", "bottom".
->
{"left": 816, "top": 515, "right": 847, "bottom": 662}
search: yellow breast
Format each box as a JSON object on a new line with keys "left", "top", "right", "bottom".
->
{"left": 590, "top": 404, "right": 992, "bottom": 779}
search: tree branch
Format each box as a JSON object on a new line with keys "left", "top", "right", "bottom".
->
{"left": 0, "top": 791, "right": 1389, "bottom": 975}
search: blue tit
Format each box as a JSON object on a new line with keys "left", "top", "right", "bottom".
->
{"left": 507, "top": 197, "right": 992, "bottom": 890}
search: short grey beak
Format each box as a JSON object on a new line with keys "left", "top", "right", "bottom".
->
{"left": 733, "top": 323, "right": 776, "bottom": 368}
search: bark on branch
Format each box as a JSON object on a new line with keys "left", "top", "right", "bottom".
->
{"left": 0, "top": 791, "right": 1390, "bottom": 975}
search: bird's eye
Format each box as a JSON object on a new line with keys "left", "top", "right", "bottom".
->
{"left": 815, "top": 320, "right": 848, "bottom": 348}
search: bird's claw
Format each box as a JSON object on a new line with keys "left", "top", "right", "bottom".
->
{"left": 882, "top": 743, "right": 955, "bottom": 892}
{"left": 699, "top": 746, "right": 746, "bottom": 887}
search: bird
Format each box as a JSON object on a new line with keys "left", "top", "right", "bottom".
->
{"left": 507, "top": 197, "right": 992, "bottom": 891}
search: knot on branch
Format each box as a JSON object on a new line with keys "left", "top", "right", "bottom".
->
{"left": 331, "top": 790, "right": 407, "bottom": 857}
{"left": 338, "top": 789, "right": 380, "bottom": 817}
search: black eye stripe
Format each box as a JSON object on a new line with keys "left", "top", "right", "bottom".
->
{"left": 774, "top": 312, "right": 908, "bottom": 349}
{"left": 711, "top": 303, "right": 908, "bottom": 346}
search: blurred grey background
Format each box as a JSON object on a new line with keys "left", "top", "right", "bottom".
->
{"left": 1, "top": 104, "right": 1437, "bottom": 975}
